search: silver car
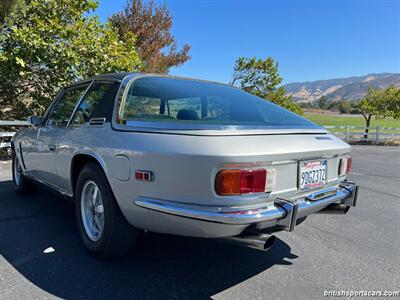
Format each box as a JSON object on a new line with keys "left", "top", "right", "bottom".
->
{"left": 11, "top": 73, "right": 358, "bottom": 259}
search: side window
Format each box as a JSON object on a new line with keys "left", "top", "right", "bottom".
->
{"left": 47, "top": 85, "right": 89, "bottom": 127}
{"left": 70, "top": 82, "right": 115, "bottom": 126}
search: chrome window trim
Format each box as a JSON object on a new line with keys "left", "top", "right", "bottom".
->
{"left": 42, "top": 79, "right": 100, "bottom": 125}
{"left": 45, "top": 82, "right": 92, "bottom": 128}
{"left": 66, "top": 81, "right": 95, "bottom": 127}
{"left": 67, "top": 79, "right": 117, "bottom": 128}
{"left": 41, "top": 90, "right": 64, "bottom": 126}
{"left": 111, "top": 74, "right": 328, "bottom": 136}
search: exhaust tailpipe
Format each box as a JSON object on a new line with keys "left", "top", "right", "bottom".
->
{"left": 218, "top": 233, "right": 276, "bottom": 251}
{"left": 319, "top": 203, "right": 350, "bottom": 215}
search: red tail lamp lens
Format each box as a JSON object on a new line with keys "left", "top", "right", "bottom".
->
{"left": 240, "top": 169, "right": 267, "bottom": 193}
{"left": 346, "top": 156, "right": 352, "bottom": 175}
{"left": 216, "top": 169, "right": 267, "bottom": 196}
{"left": 339, "top": 156, "right": 352, "bottom": 176}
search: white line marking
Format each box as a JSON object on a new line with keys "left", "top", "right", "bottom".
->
{"left": 350, "top": 172, "right": 365, "bottom": 176}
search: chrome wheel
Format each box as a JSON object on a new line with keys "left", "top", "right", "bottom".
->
{"left": 81, "top": 180, "right": 105, "bottom": 241}
{"left": 13, "top": 156, "right": 21, "bottom": 186}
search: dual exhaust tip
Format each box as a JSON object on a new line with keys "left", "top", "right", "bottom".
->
{"left": 218, "top": 202, "right": 350, "bottom": 251}
{"left": 218, "top": 233, "right": 276, "bottom": 251}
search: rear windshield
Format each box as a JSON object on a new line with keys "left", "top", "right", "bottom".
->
{"left": 116, "top": 76, "right": 318, "bottom": 129}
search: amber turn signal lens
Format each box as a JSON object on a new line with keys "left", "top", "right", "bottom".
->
{"left": 215, "top": 170, "right": 242, "bottom": 195}
{"left": 215, "top": 169, "right": 267, "bottom": 196}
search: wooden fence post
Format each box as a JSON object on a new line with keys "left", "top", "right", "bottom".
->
{"left": 345, "top": 126, "right": 349, "bottom": 142}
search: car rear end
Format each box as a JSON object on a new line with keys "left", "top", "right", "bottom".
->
{"left": 110, "top": 74, "right": 358, "bottom": 241}
{"left": 116, "top": 131, "right": 357, "bottom": 238}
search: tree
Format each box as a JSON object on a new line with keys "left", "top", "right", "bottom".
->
{"left": 349, "top": 100, "right": 361, "bottom": 114}
{"left": 326, "top": 99, "right": 350, "bottom": 113}
{"left": 338, "top": 100, "right": 351, "bottom": 114}
{"left": 0, "top": 0, "right": 26, "bottom": 24}
{"left": 358, "top": 85, "right": 400, "bottom": 139}
{"left": 384, "top": 85, "right": 400, "bottom": 119}
{"left": 230, "top": 57, "right": 302, "bottom": 114}
{"left": 110, "top": 0, "right": 190, "bottom": 74}
{"left": 299, "top": 102, "right": 316, "bottom": 109}
{"left": 318, "top": 96, "right": 328, "bottom": 110}
{"left": 0, "top": 0, "right": 141, "bottom": 120}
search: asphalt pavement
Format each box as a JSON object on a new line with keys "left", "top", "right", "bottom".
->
{"left": 0, "top": 145, "right": 399, "bottom": 299}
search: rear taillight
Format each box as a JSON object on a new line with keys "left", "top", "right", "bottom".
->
{"left": 346, "top": 156, "right": 352, "bottom": 175}
{"left": 339, "top": 155, "right": 352, "bottom": 176}
{"left": 215, "top": 169, "right": 266, "bottom": 196}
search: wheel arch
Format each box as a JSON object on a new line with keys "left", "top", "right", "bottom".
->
{"left": 70, "top": 152, "right": 110, "bottom": 197}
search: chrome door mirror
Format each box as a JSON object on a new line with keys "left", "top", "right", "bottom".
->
{"left": 27, "top": 116, "right": 42, "bottom": 126}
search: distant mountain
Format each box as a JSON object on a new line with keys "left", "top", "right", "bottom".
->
{"left": 283, "top": 73, "right": 400, "bottom": 103}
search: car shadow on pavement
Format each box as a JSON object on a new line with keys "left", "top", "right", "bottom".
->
{"left": 0, "top": 180, "right": 298, "bottom": 299}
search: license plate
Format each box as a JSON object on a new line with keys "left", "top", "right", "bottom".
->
{"left": 299, "top": 160, "right": 327, "bottom": 190}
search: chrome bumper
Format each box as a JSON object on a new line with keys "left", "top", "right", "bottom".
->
{"left": 134, "top": 181, "right": 358, "bottom": 232}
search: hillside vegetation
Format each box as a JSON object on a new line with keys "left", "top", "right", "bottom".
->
{"left": 285, "top": 73, "right": 400, "bottom": 103}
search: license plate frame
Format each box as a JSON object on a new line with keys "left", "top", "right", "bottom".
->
{"left": 298, "top": 159, "right": 327, "bottom": 191}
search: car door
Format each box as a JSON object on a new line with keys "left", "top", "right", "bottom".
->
{"left": 28, "top": 84, "right": 90, "bottom": 186}
{"left": 20, "top": 91, "right": 62, "bottom": 178}
{"left": 56, "top": 81, "right": 120, "bottom": 192}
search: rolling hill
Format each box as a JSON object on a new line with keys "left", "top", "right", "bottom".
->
{"left": 283, "top": 73, "right": 400, "bottom": 103}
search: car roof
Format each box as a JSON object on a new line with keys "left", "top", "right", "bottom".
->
{"left": 65, "top": 72, "right": 235, "bottom": 90}
{"left": 92, "top": 72, "right": 134, "bottom": 81}
{"left": 64, "top": 72, "right": 135, "bottom": 89}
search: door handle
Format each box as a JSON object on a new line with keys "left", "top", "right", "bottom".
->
{"left": 48, "top": 144, "right": 56, "bottom": 152}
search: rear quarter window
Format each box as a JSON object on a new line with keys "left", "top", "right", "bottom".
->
{"left": 47, "top": 85, "right": 89, "bottom": 127}
{"left": 70, "top": 82, "right": 119, "bottom": 126}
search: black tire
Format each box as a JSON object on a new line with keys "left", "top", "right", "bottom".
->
{"left": 12, "top": 150, "right": 36, "bottom": 195}
{"left": 75, "top": 162, "right": 138, "bottom": 259}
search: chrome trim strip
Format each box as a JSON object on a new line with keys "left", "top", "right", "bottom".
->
{"left": 220, "top": 154, "right": 342, "bottom": 168}
{"left": 134, "top": 184, "right": 356, "bottom": 225}
{"left": 24, "top": 173, "right": 73, "bottom": 197}
{"left": 135, "top": 197, "right": 285, "bottom": 224}
{"left": 305, "top": 186, "right": 338, "bottom": 201}
{"left": 295, "top": 188, "right": 352, "bottom": 219}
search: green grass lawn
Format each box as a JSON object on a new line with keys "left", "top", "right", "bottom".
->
{"left": 305, "top": 113, "right": 400, "bottom": 129}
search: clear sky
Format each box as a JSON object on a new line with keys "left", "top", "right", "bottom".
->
{"left": 96, "top": 0, "right": 400, "bottom": 84}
